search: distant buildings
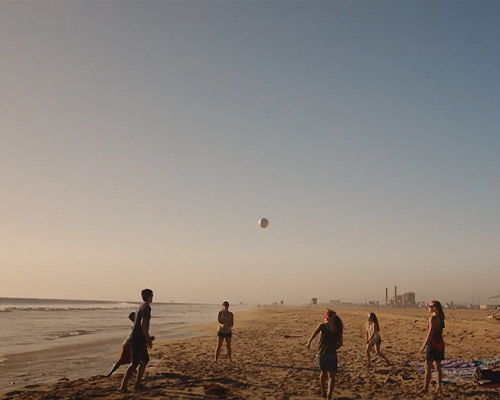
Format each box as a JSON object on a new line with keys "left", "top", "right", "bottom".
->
{"left": 386, "top": 286, "right": 416, "bottom": 307}
{"left": 329, "top": 299, "right": 342, "bottom": 307}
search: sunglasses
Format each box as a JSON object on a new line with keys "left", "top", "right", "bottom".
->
{"left": 428, "top": 304, "right": 434, "bottom": 308}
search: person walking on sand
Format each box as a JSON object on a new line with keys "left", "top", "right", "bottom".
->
{"left": 214, "top": 301, "right": 234, "bottom": 362}
{"left": 107, "top": 312, "right": 136, "bottom": 377}
{"left": 306, "top": 309, "right": 343, "bottom": 400}
{"left": 420, "top": 300, "right": 445, "bottom": 394}
{"left": 365, "top": 312, "right": 390, "bottom": 367}
{"left": 107, "top": 311, "right": 155, "bottom": 377}
{"left": 119, "top": 289, "right": 154, "bottom": 392}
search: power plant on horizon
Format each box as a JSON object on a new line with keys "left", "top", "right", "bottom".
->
{"left": 386, "top": 286, "right": 416, "bottom": 307}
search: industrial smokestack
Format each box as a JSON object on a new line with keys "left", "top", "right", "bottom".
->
{"left": 385, "top": 288, "right": 388, "bottom": 307}
{"left": 394, "top": 286, "right": 397, "bottom": 307}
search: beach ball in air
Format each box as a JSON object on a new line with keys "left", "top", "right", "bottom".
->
{"left": 258, "top": 218, "right": 269, "bottom": 228}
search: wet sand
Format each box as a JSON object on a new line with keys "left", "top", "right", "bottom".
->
{"left": 2, "top": 306, "right": 500, "bottom": 399}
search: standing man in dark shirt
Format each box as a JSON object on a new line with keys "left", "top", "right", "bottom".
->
{"left": 119, "top": 288, "right": 154, "bottom": 392}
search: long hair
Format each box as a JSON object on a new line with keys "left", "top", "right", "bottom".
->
{"left": 325, "top": 309, "right": 343, "bottom": 335}
{"left": 325, "top": 308, "right": 336, "bottom": 321}
{"left": 432, "top": 300, "right": 445, "bottom": 328}
{"left": 369, "top": 312, "right": 380, "bottom": 332}
{"left": 331, "top": 314, "right": 344, "bottom": 336}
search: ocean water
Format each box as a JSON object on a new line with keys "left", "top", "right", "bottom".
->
{"left": 0, "top": 297, "right": 251, "bottom": 363}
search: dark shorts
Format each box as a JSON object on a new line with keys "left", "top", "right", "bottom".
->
{"left": 217, "top": 331, "right": 232, "bottom": 339}
{"left": 118, "top": 344, "right": 131, "bottom": 364}
{"left": 317, "top": 353, "right": 338, "bottom": 371}
{"left": 131, "top": 341, "right": 149, "bottom": 364}
{"left": 426, "top": 342, "right": 445, "bottom": 362}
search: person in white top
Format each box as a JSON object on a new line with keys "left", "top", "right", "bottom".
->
{"left": 365, "top": 312, "right": 390, "bottom": 367}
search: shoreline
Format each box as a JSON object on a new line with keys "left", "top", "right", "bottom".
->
{"left": 0, "top": 315, "right": 220, "bottom": 392}
{"left": 0, "top": 306, "right": 263, "bottom": 392}
{"left": 2, "top": 306, "right": 500, "bottom": 399}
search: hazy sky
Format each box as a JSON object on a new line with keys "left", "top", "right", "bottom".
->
{"left": 1, "top": 1, "right": 499, "bottom": 305}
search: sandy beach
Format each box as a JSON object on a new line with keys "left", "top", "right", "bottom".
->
{"left": 2, "top": 306, "right": 500, "bottom": 400}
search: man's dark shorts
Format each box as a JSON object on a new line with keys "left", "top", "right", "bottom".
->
{"left": 217, "top": 331, "right": 232, "bottom": 339}
{"left": 131, "top": 341, "right": 149, "bottom": 364}
{"left": 317, "top": 353, "right": 338, "bottom": 371}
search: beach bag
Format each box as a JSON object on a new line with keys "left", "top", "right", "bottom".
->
{"left": 474, "top": 368, "right": 500, "bottom": 383}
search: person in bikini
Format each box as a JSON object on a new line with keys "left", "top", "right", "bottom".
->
{"left": 420, "top": 300, "right": 445, "bottom": 394}
{"left": 365, "top": 312, "right": 390, "bottom": 366}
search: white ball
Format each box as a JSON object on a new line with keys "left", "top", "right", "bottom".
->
{"left": 258, "top": 218, "right": 269, "bottom": 228}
